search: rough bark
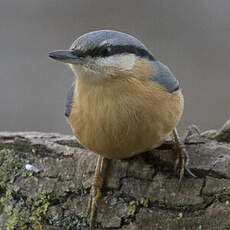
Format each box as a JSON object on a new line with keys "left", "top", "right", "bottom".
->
{"left": 1, "top": 119, "right": 230, "bottom": 230}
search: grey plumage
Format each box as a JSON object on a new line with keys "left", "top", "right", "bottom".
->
{"left": 70, "top": 30, "right": 155, "bottom": 60}
{"left": 65, "top": 80, "right": 76, "bottom": 117}
{"left": 70, "top": 30, "right": 147, "bottom": 51}
{"left": 151, "top": 61, "right": 179, "bottom": 93}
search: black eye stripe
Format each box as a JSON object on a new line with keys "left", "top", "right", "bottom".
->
{"left": 73, "top": 45, "right": 155, "bottom": 61}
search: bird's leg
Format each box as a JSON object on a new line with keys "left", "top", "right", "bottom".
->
{"left": 88, "top": 156, "right": 107, "bottom": 230}
{"left": 172, "top": 128, "right": 196, "bottom": 184}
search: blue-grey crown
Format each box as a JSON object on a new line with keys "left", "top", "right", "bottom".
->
{"left": 70, "top": 30, "right": 155, "bottom": 61}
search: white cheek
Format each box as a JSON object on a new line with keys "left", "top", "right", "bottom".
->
{"left": 97, "top": 56, "right": 118, "bottom": 67}
{"left": 97, "top": 54, "right": 136, "bottom": 70}
{"left": 120, "top": 54, "right": 136, "bottom": 70}
{"left": 69, "top": 54, "right": 137, "bottom": 82}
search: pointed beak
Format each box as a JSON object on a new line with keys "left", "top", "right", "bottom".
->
{"left": 48, "top": 50, "right": 83, "bottom": 64}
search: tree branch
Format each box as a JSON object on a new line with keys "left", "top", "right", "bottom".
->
{"left": 1, "top": 119, "right": 230, "bottom": 229}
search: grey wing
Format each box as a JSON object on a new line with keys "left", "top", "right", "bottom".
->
{"left": 151, "top": 61, "right": 179, "bottom": 93}
{"left": 65, "top": 80, "right": 76, "bottom": 117}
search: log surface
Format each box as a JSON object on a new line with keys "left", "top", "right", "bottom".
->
{"left": 0, "top": 124, "right": 230, "bottom": 229}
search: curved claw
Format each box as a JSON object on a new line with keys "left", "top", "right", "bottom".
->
{"left": 185, "top": 167, "right": 197, "bottom": 178}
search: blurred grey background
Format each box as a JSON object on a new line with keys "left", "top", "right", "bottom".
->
{"left": 0, "top": 0, "right": 229, "bottom": 134}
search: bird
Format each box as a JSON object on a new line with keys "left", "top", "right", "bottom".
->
{"left": 48, "top": 30, "right": 196, "bottom": 229}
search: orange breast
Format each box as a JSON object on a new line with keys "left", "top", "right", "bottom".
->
{"left": 68, "top": 77, "right": 184, "bottom": 159}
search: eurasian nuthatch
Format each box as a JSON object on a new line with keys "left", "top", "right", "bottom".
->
{"left": 49, "top": 30, "right": 195, "bottom": 229}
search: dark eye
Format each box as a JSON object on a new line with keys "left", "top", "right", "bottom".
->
{"left": 100, "top": 46, "right": 112, "bottom": 57}
{"left": 72, "top": 49, "right": 85, "bottom": 58}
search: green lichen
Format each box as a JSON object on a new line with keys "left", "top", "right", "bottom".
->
{"left": 0, "top": 188, "right": 25, "bottom": 230}
{"left": 140, "top": 197, "right": 149, "bottom": 208}
{"left": 22, "top": 170, "right": 33, "bottom": 178}
{"left": 177, "top": 212, "right": 183, "bottom": 219}
{"left": 27, "top": 193, "right": 50, "bottom": 229}
{"left": 0, "top": 184, "right": 50, "bottom": 229}
{"left": 0, "top": 145, "right": 53, "bottom": 229}
{"left": 171, "top": 193, "right": 176, "bottom": 197}
{"left": 129, "top": 200, "right": 136, "bottom": 206}
{"left": 0, "top": 181, "right": 6, "bottom": 189}
{"left": 127, "top": 200, "right": 136, "bottom": 217}
{"left": 0, "top": 149, "right": 22, "bottom": 184}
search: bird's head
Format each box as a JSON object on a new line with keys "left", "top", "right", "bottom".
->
{"left": 49, "top": 30, "right": 155, "bottom": 83}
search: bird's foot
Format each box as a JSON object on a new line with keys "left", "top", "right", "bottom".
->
{"left": 172, "top": 128, "right": 198, "bottom": 186}
{"left": 87, "top": 156, "right": 107, "bottom": 230}
{"left": 183, "top": 124, "right": 201, "bottom": 143}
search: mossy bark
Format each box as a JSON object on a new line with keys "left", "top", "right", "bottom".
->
{"left": 0, "top": 124, "right": 230, "bottom": 229}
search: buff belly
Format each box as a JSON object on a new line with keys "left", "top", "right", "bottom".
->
{"left": 68, "top": 79, "right": 184, "bottom": 159}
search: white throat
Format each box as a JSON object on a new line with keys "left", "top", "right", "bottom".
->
{"left": 69, "top": 54, "right": 136, "bottom": 82}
